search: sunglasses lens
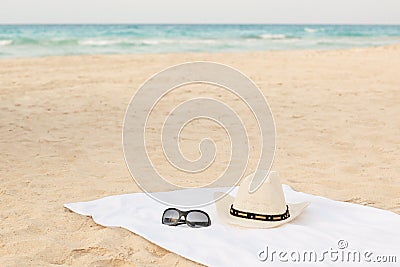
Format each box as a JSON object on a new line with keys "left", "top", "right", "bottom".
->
{"left": 186, "top": 211, "right": 210, "bottom": 228}
{"left": 162, "top": 209, "right": 180, "bottom": 225}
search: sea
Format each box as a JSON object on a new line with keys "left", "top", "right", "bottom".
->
{"left": 0, "top": 24, "right": 399, "bottom": 58}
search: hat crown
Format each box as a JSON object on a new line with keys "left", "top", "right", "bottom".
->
{"left": 233, "top": 170, "right": 287, "bottom": 215}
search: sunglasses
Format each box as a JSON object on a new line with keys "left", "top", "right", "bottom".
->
{"left": 162, "top": 208, "right": 211, "bottom": 228}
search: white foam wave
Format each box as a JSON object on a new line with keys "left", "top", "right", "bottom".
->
{"left": 79, "top": 38, "right": 219, "bottom": 46}
{"left": 141, "top": 40, "right": 163, "bottom": 45}
{"left": 141, "top": 39, "right": 218, "bottom": 45}
{"left": 79, "top": 39, "right": 122, "bottom": 46}
{"left": 0, "top": 40, "right": 13, "bottom": 46}
{"left": 181, "top": 39, "right": 218, "bottom": 44}
{"left": 304, "top": 28, "right": 318, "bottom": 33}
{"left": 259, "top": 34, "right": 286, "bottom": 40}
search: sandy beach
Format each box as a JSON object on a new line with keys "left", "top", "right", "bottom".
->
{"left": 1, "top": 45, "right": 400, "bottom": 266}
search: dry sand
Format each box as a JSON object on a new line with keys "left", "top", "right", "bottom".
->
{"left": 1, "top": 46, "right": 399, "bottom": 266}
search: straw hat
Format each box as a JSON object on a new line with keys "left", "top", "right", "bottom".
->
{"left": 214, "top": 170, "right": 310, "bottom": 228}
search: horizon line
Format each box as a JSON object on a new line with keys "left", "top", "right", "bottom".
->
{"left": 0, "top": 22, "right": 400, "bottom": 26}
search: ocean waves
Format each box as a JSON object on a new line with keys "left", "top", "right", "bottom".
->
{"left": 0, "top": 24, "right": 399, "bottom": 58}
{"left": 240, "top": 33, "right": 289, "bottom": 39}
{"left": 1, "top": 37, "right": 79, "bottom": 46}
{"left": 78, "top": 38, "right": 220, "bottom": 46}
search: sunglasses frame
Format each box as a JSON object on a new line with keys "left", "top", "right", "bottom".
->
{"left": 162, "top": 208, "right": 211, "bottom": 228}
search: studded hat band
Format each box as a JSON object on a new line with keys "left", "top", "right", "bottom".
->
{"left": 230, "top": 204, "right": 290, "bottom": 221}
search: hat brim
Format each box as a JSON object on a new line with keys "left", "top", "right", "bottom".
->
{"left": 214, "top": 192, "right": 310, "bottom": 229}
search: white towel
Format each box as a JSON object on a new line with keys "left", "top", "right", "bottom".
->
{"left": 65, "top": 185, "right": 400, "bottom": 266}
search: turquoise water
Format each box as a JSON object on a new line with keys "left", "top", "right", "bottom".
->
{"left": 0, "top": 24, "right": 399, "bottom": 58}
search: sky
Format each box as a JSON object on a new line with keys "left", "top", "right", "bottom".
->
{"left": 1, "top": 0, "right": 400, "bottom": 24}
